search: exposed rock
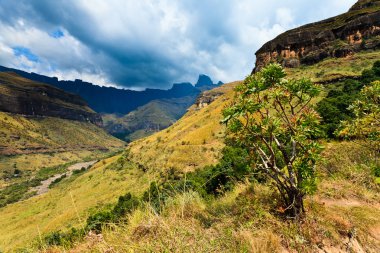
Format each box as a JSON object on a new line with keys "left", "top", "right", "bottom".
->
{"left": 253, "top": 0, "right": 380, "bottom": 72}
{"left": 0, "top": 72, "right": 102, "bottom": 126}
{"left": 196, "top": 90, "right": 223, "bottom": 109}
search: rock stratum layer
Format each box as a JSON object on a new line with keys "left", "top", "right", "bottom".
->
{"left": 254, "top": 0, "right": 380, "bottom": 72}
{"left": 0, "top": 72, "right": 102, "bottom": 125}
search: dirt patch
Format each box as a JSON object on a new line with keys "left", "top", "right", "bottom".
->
{"left": 31, "top": 161, "right": 97, "bottom": 195}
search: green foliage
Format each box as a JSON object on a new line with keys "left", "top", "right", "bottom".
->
{"left": 0, "top": 163, "right": 72, "bottom": 207}
{"left": 48, "top": 174, "right": 67, "bottom": 189}
{"left": 43, "top": 228, "right": 84, "bottom": 248}
{"left": 317, "top": 61, "right": 380, "bottom": 137}
{"left": 143, "top": 145, "right": 251, "bottom": 212}
{"left": 86, "top": 192, "right": 139, "bottom": 233}
{"left": 338, "top": 81, "right": 380, "bottom": 175}
{"left": 222, "top": 63, "right": 323, "bottom": 217}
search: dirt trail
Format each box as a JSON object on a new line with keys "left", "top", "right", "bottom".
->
{"left": 32, "top": 161, "right": 97, "bottom": 195}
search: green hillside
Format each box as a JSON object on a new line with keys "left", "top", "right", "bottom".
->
{"left": 103, "top": 96, "right": 196, "bottom": 141}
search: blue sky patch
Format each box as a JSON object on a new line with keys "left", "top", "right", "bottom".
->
{"left": 12, "top": 46, "right": 39, "bottom": 62}
{"left": 49, "top": 29, "right": 64, "bottom": 38}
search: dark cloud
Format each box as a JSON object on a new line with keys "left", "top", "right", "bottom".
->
{"left": 0, "top": 0, "right": 356, "bottom": 89}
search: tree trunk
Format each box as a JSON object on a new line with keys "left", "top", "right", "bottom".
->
{"left": 285, "top": 188, "right": 304, "bottom": 219}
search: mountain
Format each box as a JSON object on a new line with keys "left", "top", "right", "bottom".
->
{"left": 0, "top": 72, "right": 102, "bottom": 125}
{"left": 0, "top": 66, "right": 218, "bottom": 115}
{"left": 101, "top": 74, "right": 222, "bottom": 141}
{"left": 102, "top": 96, "right": 196, "bottom": 141}
{"left": 254, "top": 0, "right": 380, "bottom": 72}
{"left": 195, "top": 74, "right": 223, "bottom": 91}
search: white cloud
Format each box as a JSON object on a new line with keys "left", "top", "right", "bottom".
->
{"left": 0, "top": 0, "right": 358, "bottom": 89}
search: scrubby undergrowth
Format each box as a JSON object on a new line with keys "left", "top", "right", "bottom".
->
{"left": 37, "top": 141, "right": 380, "bottom": 253}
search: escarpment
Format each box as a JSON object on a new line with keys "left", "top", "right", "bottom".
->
{"left": 0, "top": 72, "right": 102, "bottom": 126}
{"left": 254, "top": 0, "right": 380, "bottom": 72}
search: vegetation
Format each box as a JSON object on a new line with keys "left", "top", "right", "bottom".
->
{"left": 0, "top": 155, "right": 151, "bottom": 251}
{"left": 0, "top": 163, "right": 71, "bottom": 207}
{"left": 102, "top": 96, "right": 196, "bottom": 142}
{"left": 316, "top": 61, "right": 380, "bottom": 137}
{"left": 128, "top": 82, "right": 240, "bottom": 172}
{"left": 2, "top": 50, "right": 380, "bottom": 252}
{"left": 223, "top": 64, "right": 323, "bottom": 217}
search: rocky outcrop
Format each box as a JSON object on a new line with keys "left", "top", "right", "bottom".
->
{"left": 196, "top": 90, "right": 223, "bottom": 109}
{"left": 253, "top": 0, "right": 380, "bottom": 72}
{"left": 0, "top": 72, "right": 102, "bottom": 126}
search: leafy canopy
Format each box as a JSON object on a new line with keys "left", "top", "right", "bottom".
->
{"left": 222, "top": 64, "right": 323, "bottom": 217}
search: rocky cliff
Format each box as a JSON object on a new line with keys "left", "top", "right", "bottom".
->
{"left": 254, "top": 0, "right": 380, "bottom": 72}
{"left": 0, "top": 72, "right": 102, "bottom": 125}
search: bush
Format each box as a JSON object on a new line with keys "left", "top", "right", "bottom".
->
{"left": 143, "top": 145, "right": 251, "bottom": 211}
{"left": 317, "top": 61, "right": 380, "bottom": 138}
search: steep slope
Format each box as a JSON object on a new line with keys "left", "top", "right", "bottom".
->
{"left": 128, "top": 82, "right": 240, "bottom": 172}
{"left": 0, "top": 72, "right": 101, "bottom": 125}
{"left": 254, "top": 0, "right": 380, "bottom": 72}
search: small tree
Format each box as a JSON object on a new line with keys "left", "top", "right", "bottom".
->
{"left": 222, "top": 64, "right": 323, "bottom": 218}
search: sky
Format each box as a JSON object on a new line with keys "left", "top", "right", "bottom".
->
{"left": 0, "top": 0, "right": 357, "bottom": 90}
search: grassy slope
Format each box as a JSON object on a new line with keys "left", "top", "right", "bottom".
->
{"left": 102, "top": 96, "right": 196, "bottom": 141}
{"left": 0, "top": 155, "right": 154, "bottom": 251}
{"left": 69, "top": 142, "right": 380, "bottom": 253}
{"left": 128, "top": 83, "right": 240, "bottom": 172}
{"left": 286, "top": 50, "right": 380, "bottom": 83}
{"left": 0, "top": 112, "right": 124, "bottom": 155}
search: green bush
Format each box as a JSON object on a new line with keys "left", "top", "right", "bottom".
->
{"left": 317, "top": 61, "right": 380, "bottom": 138}
{"left": 143, "top": 145, "right": 252, "bottom": 211}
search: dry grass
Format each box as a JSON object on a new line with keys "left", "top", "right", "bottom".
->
{"left": 0, "top": 112, "right": 124, "bottom": 156}
{"left": 0, "top": 155, "right": 155, "bottom": 251}
{"left": 128, "top": 81, "right": 241, "bottom": 173}
{"left": 62, "top": 140, "right": 380, "bottom": 253}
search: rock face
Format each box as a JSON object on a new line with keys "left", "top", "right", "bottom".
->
{"left": 0, "top": 72, "right": 102, "bottom": 126}
{"left": 253, "top": 0, "right": 380, "bottom": 72}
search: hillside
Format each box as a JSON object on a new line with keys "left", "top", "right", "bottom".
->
{"left": 254, "top": 0, "right": 380, "bottom": 72}
{"left": 128, "top": 82, "right": 239, "bottom": 172}
{"left": 0, "top": 72, "right": 101, "bottom": 125}
{"left": 0, "top": 112, "right": 123, "bottom": 156}
{"left": 103, "top": 96, "right": 196, "bottom": 141}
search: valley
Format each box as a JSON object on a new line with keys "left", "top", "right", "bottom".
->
{"left": 0, "top": 0, "right": 379, "bottom": 252}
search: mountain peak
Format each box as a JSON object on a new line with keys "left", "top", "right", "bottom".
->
{"left": 195, "top": 74, "right": 213, "bottom": 87}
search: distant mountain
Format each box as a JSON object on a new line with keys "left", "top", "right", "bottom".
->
{"left": 195, "top": 74, "right": 223, "bottom": 91}
{"left": 254, "top": 0, "right": 380, "bottom": 72}
{"left": 102, "top": 96, "right": 195, "bottom": 141}
{"left": 0, "top": 66, "right": 220, "bottom": 115}
{"left": 0, "top": 72, "right": 102, "bottom": 125}
{"left": 102, "top": 75, "right": 223, "bottom": 141}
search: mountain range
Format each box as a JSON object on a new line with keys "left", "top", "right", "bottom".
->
{"left": 0, "top": 65, "right": 221, "bottom": 115}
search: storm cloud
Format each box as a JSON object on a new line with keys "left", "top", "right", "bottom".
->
{"left": 0, "top": 0, "right": 356, "bottom": 89}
